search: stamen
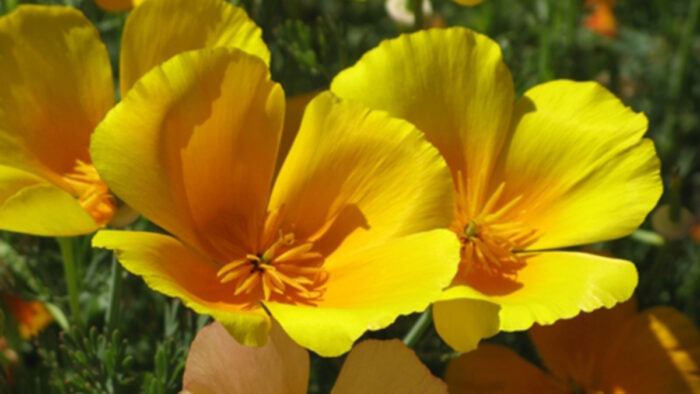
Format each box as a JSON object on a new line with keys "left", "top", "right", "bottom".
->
{"left": 62, "top": 160, "right": 116, "bottom": 226}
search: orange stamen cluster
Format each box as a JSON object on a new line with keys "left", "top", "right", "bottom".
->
{"left": 62, "top": 160, "right": 116, "bottom": 226}
{"left": 216, "top": 208, "right": 328, "bottom": 307}
{"left": 451, "top": 174, "right": 538, "bottom": 282}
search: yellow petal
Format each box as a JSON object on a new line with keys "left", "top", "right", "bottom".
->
{"left": 432, "top": 298, "right": 500, "bottom": 352}
{"left": 529, "top": 298, "right": 638, "bottom": 387}
{"left": 0, "top": 165, "right": 97, "bottom": 236}
{"left": 92, "top": 230, "right": 271, "bottom": 346}
{"left": 277, "top": 91, "right": 320, "bottom": 173}
{"left": 264, "top": 230, "right": 460, "bottom": 357}
{"left": 440, "top": 251, "right": 637, "bottom": 332}
{"left": 496, "top": 80, "right": 661, "bottom": 249}
{"left": 269, "top": 92, "right": 454, "bottom": 257}
{"left": 331, "top": 27, "right": 514, "bottom": 194}
{"left": 183, "top": 321, "right": 308, "bottom": 394}
{"left": 445, "top": 344, "right": 564, "bottom": 394}
{"left": 93, "top": 0, "right": 143, "bottom": 13}
{"left": 92, "top": 48, "right": 284, "bottom": 259}
{"left": 120, "top": 0, "right": 269, "bottom": 96}
{"left": 332, "top": 339, "right": 447, "bottom": 394}
{"left": 598, "top": 307, "right": 700, "bottom": 394}
{"left": 0, "top": 5, "right": 113, "bottom": 180}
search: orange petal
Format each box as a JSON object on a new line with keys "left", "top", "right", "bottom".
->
{"left": 92, "top": 48, "right": 284, "bottom": 258}
{"left": 4, "top": 293, "right": 53, "bottom": 340}
{"left": 529, "top": 298, "right": 638, "bottom": 387}
{"left": 445, "top": 343, "right": 564, "bottom": 394}
{"left": 183, "top": 321, "right": 309, "bottom": 394}
{"left": 332, "top": 339, "right": 447, "bottom": 394}
{"left": 0, "top": 5, "right": 113, "bottom": 181}
{"left": 276, "top": 91, "right": 320, "bottom": 173}
{"left": 597, "top": 306, "right": 700, "bottom": 393}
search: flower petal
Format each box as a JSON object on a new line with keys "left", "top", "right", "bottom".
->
{"left": 120, "top": 0, "right": 269, "bottom": 96}
{"left": 529, "top": 298, "right": 638, "bottom": 387}
{"left": 445, "top": 344, "right": 563, "bottom": 394}
{"left": 598, "top": 307, "right": 700, "bottom": 393}
{"left": 0, "top": 5, "right": 113, "bottom": 179}
{"left": 92, "top": 48, "right": 284, "bottom": 259}
{"left": 440, "top": 251, "right": 637, "bottom": 332}
{"left": 269, "top": 92, "right": 454, "bottom": 257}
{"left": 496, "top": 80, "right": 661, "bottom": 249}
{"left": 277, "top": 91, "right": 319, "bottom": 174}
{"left": 183, "top": 321, "right": 308, "bottom": 394}
{"left": 332, "top": 339, "right": 447, "bottom": 394}
{"left": 432, "top": 298, "right": 500, "bottom": 352}
{"left": 92, "top": 230, "right": 271, "bottom": 346}
{"left": 264, "top": 230, "right": 460, "bottom": 357}
{"left": 331, "top": 27, "right": 514, "bottom": 191}
{"left": 0, "top": 166, "right": 97, "bottom": 236}
{"left": 93, "top": 0, "right": 143, "bottom": 13}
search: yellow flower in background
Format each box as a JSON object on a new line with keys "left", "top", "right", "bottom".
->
{"left": 3, "top": 293, "right": 53, "bottom": 339}
{"left": 90, "top": 47, "right": 459, "bottom": 356}
{"left": 0, "top": 0, "right": 267, "bottom": 236}
{"left": 452, "top": 0, "right": 486, "bottom": 5}
{"left": 331, "top": 27, "right": 662, "bottom": 351}
{"left": 446, "top": 299, "right": 700, "bottom": 393}
{"left": 182, "top": 321, "right": 447, "bottom": 394}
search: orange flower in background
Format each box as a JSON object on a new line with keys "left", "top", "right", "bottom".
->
{"left": 182, "top": 321, "right": 447, "bottom": 394}
{"left": 446, "top": 299, "right": 700, "bottom": 393}
{"left": 0, "top": 0, "right": 267, "bottom": 236}
{"left": 584, "top": 0, "right": 618, "bottom": 38}
{"left": 3, "top": 294, "right": 53, "bottom": 339}
{"left": 332, "top": 27, "right": 662, "bottom": 352}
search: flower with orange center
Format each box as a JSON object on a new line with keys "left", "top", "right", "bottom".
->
{"left": 446, "top": 298, "right": 700, "bottom": 394}
{"left": 331, "top": 27, "right": 662, "bottom": 351}
{"left": 3, "top": 293, "right": 53, "bottom": 340}
{"left": 89, "top": 46, "right": 459, "bottom": 356}
{"left": 0, "top": 0, "right": 268, "bottom": 236}
{"left": 584, "top": 0, "right": 618, "bottom": 38}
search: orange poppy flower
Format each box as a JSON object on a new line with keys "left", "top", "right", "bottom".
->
{"left": 0, "top": 0, "right": 267, "bottom": 236}
{"left": 331, "top": 27, "right": 662, "bottom": 351}
{"left": 182, "top": 321, "right": 447, "bottom": 393}
{"left": 3, "top": 293, "right": 53, "bottom": 339}
{"left": 584, "top": 0, "right": 618, "bottom": 38}
{"left": 446, "top": 299, "right": 700, "bottom": 393}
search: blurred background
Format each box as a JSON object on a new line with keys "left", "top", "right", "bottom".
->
{"left": 0, "top": 0, "right": 698, "bottom": 392}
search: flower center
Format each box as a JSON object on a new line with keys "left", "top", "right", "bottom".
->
{"left": 216, "top": 208, "right": 328, "bottom": 307}
{"left": 62, "top": 160, "right": 116, "bottom": 226}
{"left": 451, "top": 175, "right": 538, "bottom": 284}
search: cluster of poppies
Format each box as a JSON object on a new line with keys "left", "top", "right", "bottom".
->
{"left": 1, "top": 0, "right": 697, "bottom": 392}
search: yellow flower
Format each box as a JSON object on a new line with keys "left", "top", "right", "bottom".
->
{"left": 3, "top": 293, "right": 53, "bottom": 339}
{"left": 182, "top": 321, "right": 447, "bottom": 394}
{"left": 89, "top": 47, "right": 459, "bottom": 356}
{"left": 0, "top": 0, "right": 267, "bottom": 236}
{"left": 452, "top": 0, "right": 486, "bottom": 5}
{"left": 446, "top": 299, "right": 700, "bottom": 394}
{"left": 331, "top": 27, "right": 662, "bottom": 351}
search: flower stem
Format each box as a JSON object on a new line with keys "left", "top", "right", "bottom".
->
{"left": 57, "top": 237, "right": 84, "bottom": 328}
{"left": 630, "top": 229, "right": 665, "bottom": 247}
{"left": 412, "top": 0, "right": 424, "bottom": 31}
{"left": 402, "top": 306, "right": 432, "bottom": 348}
{"left": 106, "top": 254, "right": 123, "bottom": 332}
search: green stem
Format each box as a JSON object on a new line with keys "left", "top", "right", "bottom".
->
{"left": 106, "top": 254, "right": 123, "bottom": 332}
{"left": 412, "top": 0, "right": 424, "bottom": 31}
{"left": 629, "top": 229, "right": 665, "bottom": 247}
{"left": 57, "top": 237, "right": 84, "bottom": 328}
{"left": 402, "top": 307, "right": 432, "bottom": 348}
